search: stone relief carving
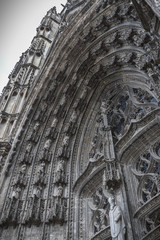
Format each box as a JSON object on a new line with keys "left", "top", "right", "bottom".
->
{"left": 34, "top": 162, "right": 47, "bottom": 186}
{"left": 46, "top": 197, "right": 68, "bottom": 223}
{"left": 46, "top": 116, "right": 58, "bottom": 139}
{"left": 27, "top": 122, "right": 40, "bottom": 143}
{"left": 20, "top": 142, "right": 34, "bottom": 165}
{"left": 88, "top": 188, "right": 110, "bottom": 235}
{"left": 44, "top": 82, "right": 58, "bottom": 103}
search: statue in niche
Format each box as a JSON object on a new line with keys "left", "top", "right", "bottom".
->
{"left": 20, "top": 142, "right": 33, "bottom": 164}
{"left": 108, "top": 196, "right": 126, "bottom": 240}
{"left": 55, "top": 160, "right": 66, "bottom": 183}
{"left": 14, "top": 164, "right": 27, "bottom": 187}
{"left": 34, "top": 162, "right": 46, "bottom": 186}
{"left": 55, "top": 94, "right": 67, "bottom": 117}
{"left": 26, "top": 142, "right": 32, "bottom": 153}
{"left": 63, "top": 135, "right": 69, "bottom": 146}
{"left": 51, "top": 117, "right": 58, "bottom": 128}
{"left": 44, "top": 139, "right": 52, "bottom": 151}
{"left": 20, "top": 164, "right": 27, "bottom": 174}
{"left": 33, "top": 122, "right": 40, "bottom": 132}
{"left": 73, "top": 87, "right": 88, "bottom": 111}
{"left": 35, "top": 102, "right": 48, "bottom": 122}
{"left": 70, "top": 111, "right": 77, "bottom": 123}
{"left": 46, "top": 117, "right": 58, "bottom": 139}
{"left": 89, "top": 131, "right": 104, "bottom": 162}
{"left": 80, "top": 87, "right": 88, "bottom": 100}
{"left": 65, "top": 110, "right": 78, "bottom": 135}
{"left": 39, "top": 139, "right": 52, "bottom": 162}
{"left": 60, "top": 94, "right": 66, "bottom": 106}
{"left": 57, "top": 184, "right": 63, "bottom": 197}
{"left": 58, "top": 135, "right": 70, "bottom": 159}
{"left": 11, "top": 186, "right": 21, "bottom": 199}
{"left": 33, "top": 185, "right": 42, "bottom": 198}
{"left": 28, "top": 122, "right": 40, "bottom": 142}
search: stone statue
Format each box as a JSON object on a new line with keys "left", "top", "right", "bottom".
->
{"left": 56, "top": 160, "right": 65, "bottom": 173}
{"left": 57, "top": 184, "right": 63, "bottom": 197}
{"left": 62, "top": 135, "right": 69, "bottom": 146}
{"left": 34, "top": 162, "right": 46, "bottom": 185}
{"left": 108, "top": 196, "right": 126, "bottom": 240}
{"left": 26, "top": 142, "right": 32, "bottom": 153}
{"left": 60, "top": 95, "right": 66, "bottom": 106}
{"left": 55, "top": 160, "right": 65, "bottom": 183}
{"left": 70, "top": 111, "right": 77, "bottom": 123}
{"left": 20, "top": 164, "right": 27, "bottom": 174}
{"left": 51, "top": 117, "right": 58, "bottom": 128}
{"left": 33, "top": 122, "right": 40, "bottom": 131}
{"left": 44, "top": 139, "right": 52, "bottom": 150}
{"left": 33, "top": 186, "right": 42, "bottom": 198}
{"left": 11, "top": 187, "right": 21, "bottom": 199}
{"left": 80, "top": 88, "right": 87, "bottom": 100}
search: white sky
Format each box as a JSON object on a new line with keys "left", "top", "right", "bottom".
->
{"left": 0, "top": 0, "right": 67, "bottom": 94}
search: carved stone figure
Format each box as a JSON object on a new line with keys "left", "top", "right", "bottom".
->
{"left": 26, "top": 142, "right": 32, "bottom": 153}
{"left": 63, "top": 135, "right": 69, "bottom": 146}
{"left": 108, "top": 196, "right": 126, "bottom": 240}
{"left": 57, "top": 184, "right": 63, "bottom": 197}
{"left": 51, "top": 117, "right": 58, "bottom": 128}
{"left": 33, "top": 186, "right": 42, "bottom": 198}
{"left": 58, "top": 136, "right": 70, "bottom": 159}
{"left": 14, "top": 164, "right": 27, "bottom": 187}
{"left": 33, "top": 122, "right": 40, "bottom": 131}
{"left": 11, "top": 187, "right": 21, "bottom": 199}
{"left": 28, "top": 122, "right": 40, "bottom": 142}
{"left": 44, "top": 139, "right": 52, "bottom": 151}
{"left": 20, "top": 164, "right": 27, "bottom": 174}
{"left": 1, "top": 1, "right": 160, "bottom": 239}
{"left": 55, "top": 160, "right": 66, "bottom": 183}
{"left": 34, "top": 162, "right": 46, "bottom": 186}
{"left": 70, "top": 111, "right": 77, "bottom": 123}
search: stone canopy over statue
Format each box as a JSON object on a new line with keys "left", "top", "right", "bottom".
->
{"left": 108, "top": 196, "right": 126, "bottom": 240}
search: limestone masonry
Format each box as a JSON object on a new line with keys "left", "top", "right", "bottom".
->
{"left": 0, "top": 0, "right": 160, "bottom": 239}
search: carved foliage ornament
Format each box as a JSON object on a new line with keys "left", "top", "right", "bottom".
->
{"left": 132, "top": 142, "right": 160, "bottom": 206}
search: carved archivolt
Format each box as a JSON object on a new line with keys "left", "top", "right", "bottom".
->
{"left": 1, "top": 0, "right": 160, "bottom": 240}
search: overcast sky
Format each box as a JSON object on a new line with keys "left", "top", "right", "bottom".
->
{"left": 0, "top": 0, "right": 67, "bottom": 93}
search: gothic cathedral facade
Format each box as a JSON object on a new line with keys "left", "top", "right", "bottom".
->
{"left": 0, "top": 1, "right": 160, "bottom": 239}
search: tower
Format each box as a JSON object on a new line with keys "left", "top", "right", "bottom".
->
{"left": 0, "top": 1, "right": 160, "bottom": 240}
{"left": 0, "top": 7, "right": 60, "bottom": 177}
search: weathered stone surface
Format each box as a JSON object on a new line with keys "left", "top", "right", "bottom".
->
{"left": 0, "top": 0, "right": 160, "bottom": 239}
